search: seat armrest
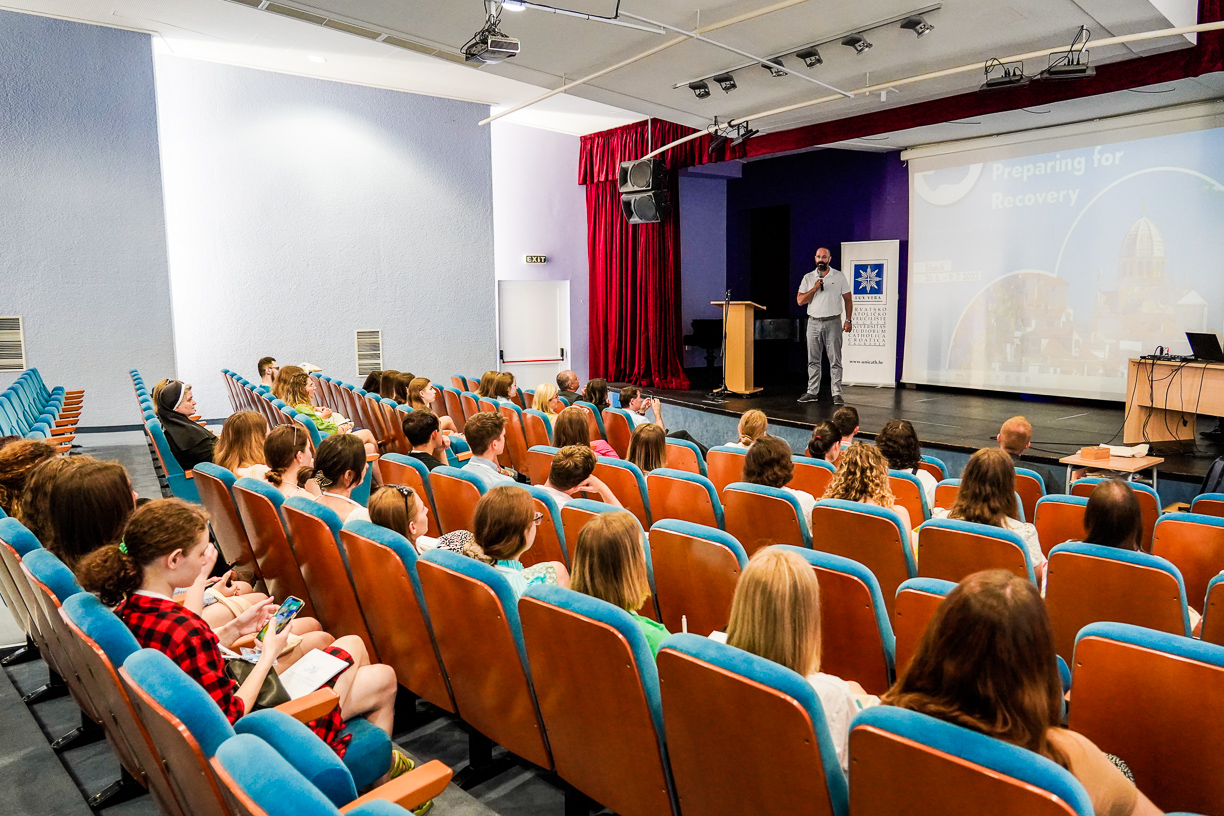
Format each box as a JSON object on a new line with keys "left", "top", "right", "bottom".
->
{"left": 273, "top": 687, "right": 339, "bottom": 722}
{"left": 338, "top": 760, "right": 453, "bottom": 813}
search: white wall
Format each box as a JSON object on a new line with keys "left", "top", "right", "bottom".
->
{"left": 155, "top": 55, "right": 497, "bottom": 415}
{"left": 490, "top": 121, "right": 589, "bottom": 380}
{"left": 0, "top": 12, "right": 176, "bottom": 426}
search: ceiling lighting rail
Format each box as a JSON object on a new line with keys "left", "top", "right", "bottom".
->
{"left": 478, "top": 0, "right": 817, "bottom": 126}
{"left": 671, "top": 4, "right": 941, "bottom": 90}
{"left": 642, "top": 19, "right": 1224, "bottom": 160}
{"left": 620, "top": 10, "right": 852, "bottom": 98}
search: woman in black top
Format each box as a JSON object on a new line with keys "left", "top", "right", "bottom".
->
{"left": 154, "top": 380, "right": 217, "bottom": 471}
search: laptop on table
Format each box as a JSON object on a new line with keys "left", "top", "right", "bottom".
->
{"left": 1186, "top": 332, "right": 1224, "bottom": 363}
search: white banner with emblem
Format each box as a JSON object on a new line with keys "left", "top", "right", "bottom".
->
{"left": 840, "top": 239, "right": 900, "bottom": 386}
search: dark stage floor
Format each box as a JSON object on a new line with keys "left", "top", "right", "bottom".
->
{"left": 642, "top": 383, "right": 1221, "bottom": 480}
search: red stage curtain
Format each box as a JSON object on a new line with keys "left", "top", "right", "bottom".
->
{"left": 579, "top": 120, "right": 745, "bottom": 389}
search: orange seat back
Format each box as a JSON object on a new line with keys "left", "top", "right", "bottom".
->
{"left": 1045, "top": 546, "right": 1188, "bottom": 661}
{"left": 498, "top": 405, "right": 530, "bottom": 474}
{"left": 706, "top": 449, "right": 745, "bottom": 495}
{"left": 722, "top": 486, "right": 808, "bottom": 557}
{"left": 525, "top": 447, "right": 555, "bottom": 486}
{"left": 602, "top": 410, "right": 633, "bottom": 458}
{"left": 916, "top": 522, "right": 1032, "bottom": 584}
{"left": 428, "top": 469, "right": 483, "bottom": 534}
{"left": 649, "top": 522, "right": 744, "bottom": 636}
{"left": 591, "top": 461, "right": 650, "bottom": 529}
{"left": 443, "top": 389, "right": 466, "bottom": 433}
{"left": 810, "top": 502, "right": 914, "bottom": 617}
{"left": 521, "top": 494, "right": 568, "bottom": 569}
{"left": 339, "top": 525, "right": 454, "bottom": 713}
{"left": 663, "top": 442, "right": 703, "bottom": 475}
{"left": 807, "top": 560, "right": 893, "bottom": 695}
{"left": 417, "top": 555, "right": 551, "bottom": 769}
{"left": 916, "top": 459, "right": 944, "bottom": 482}
{"left": 791, "top": 459, "right": 834, "bottom": 498}
{"left": 377, "top": 400, "right": 409, "bottom": 455}
{"left": 647, "top": 471, "right": 721, "bottom": 529}
{"left": 231, "top": 484, "right": 314, "bottom": 616}
{"left": 194, "top": 469, "right": 261, "bottom": 585}
{"left": 374, "top": 457, "right": 441, "bottom": 538}
{"left": 1192, "top": 495, "right": 1224, "bottom": 519}
{"left": 1033, "top": 497, "right": 1087, "bottom": 556}
{"left": 449, "top": 376, "right": 466, "bottom": 391}
{"left": 893, "top": 582, "right": 949, "bottom": 677}
{"left": 888, "top": 474, "right": 928, "bottom": 524}
{"left": 1015, "top": 473, "right": 1045, "bottom": 524}
{"left": 1069, "top": 626, "right": 1224, "bottom": 815}
{"left": 933, "top": 481, "right": 959, "bottom": 512}
{"left": 459, "top": 392, "right": 480, "bottom": 422}
{"left": 560, "top": 502, "right": 607, "bottom": 548}
{"left": 522, "top": 412, "right": 551, "bottom": 449}
{"left": 1204, "top": 577, "right": 1224, "bottom": 646}
{"left": 1152, "top": 514, "right": 1224, "bottom": 615}
{"left": 281, "top": 503, "right": 375, "bottom": 656}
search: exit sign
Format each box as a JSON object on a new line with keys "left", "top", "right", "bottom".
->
{"left": 525, "top": 255, "right": 548, "bottom": 264}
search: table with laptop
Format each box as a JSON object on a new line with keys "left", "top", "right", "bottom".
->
{"left": 1124, "top": 331, "right": 1224, "bottom": 446}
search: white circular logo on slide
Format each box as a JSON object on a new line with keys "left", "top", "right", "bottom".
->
{"left": 914, "top": 163, "right": 983, "bottom": 206}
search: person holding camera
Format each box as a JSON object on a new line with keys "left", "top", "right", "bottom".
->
{"left": 619, "top": 386, "right": 709, "bottom": 456}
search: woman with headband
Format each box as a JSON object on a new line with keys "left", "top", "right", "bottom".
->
{"left": 153, "top": 379, "right": 218, "bottom": 471}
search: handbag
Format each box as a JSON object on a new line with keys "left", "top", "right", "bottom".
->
{"left": 224, "top": 659, "right": 291, "bottom": 709}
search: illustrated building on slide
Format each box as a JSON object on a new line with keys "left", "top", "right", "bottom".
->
{"left": 948, "top": 214, "right": 1206, "bottom": 389}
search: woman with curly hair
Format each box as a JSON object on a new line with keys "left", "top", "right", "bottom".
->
{"left": 0, "top": 439, "right": 57, "bottom": 516}
{"left": 933, "top": 448, "right": 1044, "bottom": 571}
{"left": 824, "top": 442, "right": 912, "bottom": 544}
{"left": 743, "top": 436, "right": 815, "bottom": 531}
{"left": 876, "top": 419, "right": 936, "bottom": 506}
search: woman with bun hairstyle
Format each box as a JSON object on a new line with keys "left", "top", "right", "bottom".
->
{"left": 262, "top": 425, "right": 321, "bottom": 499}
{"left": 728, "top": 410, "right": 768, "bottom": 449}
{"left": 76, "top": 499, "right": 405, "bottom": 771}
{"left": 805, "top": 420, "right": 842, "bottom": 466}
{"left": 312, "top": 434, "right": 371, "bottom": 522}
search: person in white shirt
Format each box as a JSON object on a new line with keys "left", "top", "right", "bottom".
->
{"left": 726, "top": 547, "right": 879, "bottom": 775}
{"left": 796, "top": 247, "right": 853, "bottom": 405}
{"left": 539, "top": 445, "right": 622, "bottom": 510}
{"left": 743, "top": 437, "right": 816, "bottom": 533}
{"left": 463, "top": 412, "right": 521, "bottom": 489}
{"left": 619, "top": 385, "right": 663, "bottom": 429}
{"left": 876, "top": 419, "right": 938, "bottom": 508}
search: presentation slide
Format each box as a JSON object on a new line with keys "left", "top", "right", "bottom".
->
{"left": 904, "top": 116, "right": 1224, "bottom": 400}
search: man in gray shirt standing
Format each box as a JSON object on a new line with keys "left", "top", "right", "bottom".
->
{"left": 796, "top": 247, "right": 853, "bottom": 404}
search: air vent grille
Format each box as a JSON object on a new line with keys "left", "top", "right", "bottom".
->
{"left": 0, "top": 317, "right": 26, "bottom": 373}
{"left": 355, "top": 330, "right": 383, "bottom": 376}
{"left": 323, "top": 19, "right": 381, "bottom": 39}
{"left": 264, "top": 3, "right": 328, "bottom": 25}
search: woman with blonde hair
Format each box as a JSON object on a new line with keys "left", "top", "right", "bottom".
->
{"left": 406, "top": 378, "right": 457, "bottom": 433}
{"left": 213, "top": 411, "right": 269, "bottom": 479}
{"left": 934, "top": 447, "right": 1044, "bottom": 571}
{"left": 368, "top": 484, "right": 440, "bottom": 554}
{"left": 532, "top": 383, "right": 564, "bottom": 419}
{"left": 824, "top": 442, "right": 912, "bottom": 539}
{"left": 726, "top": 547, "right": 876, "bottom": 773}
{"left": 626, "top": 424, "right": 666, "bottom": 474}
{"left": 552, "top": 406, "right": 617, "bottom": 459}
{"left": 743, "top": 436, "right": 815, "bottom": 531}
{"left": 885, "top": 570, "right": 1160, "bottom": 815}
{"left": 273, "top": 366, "right": 377, "bottom": 454}
{"left": 729, "top": 409, "right": 768, "bottom": 449}
{"left": 263, "top": 425, "right": 320, "bottom": 498}
{"left": 571, "top": 510, "right": 668, "bottom": 655}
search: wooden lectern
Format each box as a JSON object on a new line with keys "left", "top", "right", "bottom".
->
{"left": 712, "top": 301, "right": 765, "bottom": 394}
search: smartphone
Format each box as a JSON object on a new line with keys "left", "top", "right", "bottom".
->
{"left": 256, "top": 596, "right": 304, "bottom": 642}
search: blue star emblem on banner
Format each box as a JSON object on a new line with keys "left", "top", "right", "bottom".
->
{"left": 853, "top": 263, "right": 885, "bottom": 300}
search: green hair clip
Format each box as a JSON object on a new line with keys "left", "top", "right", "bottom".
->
{"left": 118, "top": 541, "right": 128, "bottom": 555}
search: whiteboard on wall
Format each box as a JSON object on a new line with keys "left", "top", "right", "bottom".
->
{"left": 497, "top": 280, "right": 570, "bottom": 388}
{"left": 840, "top": 240, "right": 900, "bottom": 387}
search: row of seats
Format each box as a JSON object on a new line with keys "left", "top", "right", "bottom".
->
{"left": 0, "top": 368, "right": 82, "bottom": 451}
{"left": 0, "top": 515, "right": 450, "bottom": 816}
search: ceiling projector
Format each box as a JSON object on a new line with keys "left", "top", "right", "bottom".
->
{"left": 464, "top": 32, "right": 520, "bottom": 63}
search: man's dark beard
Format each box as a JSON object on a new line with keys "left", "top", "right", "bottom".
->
{"left": 816, "top": 262, "right": 829, "bottom": 270}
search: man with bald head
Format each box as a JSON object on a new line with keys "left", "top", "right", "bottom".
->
{"left": 797, "top": 247, "right": 852, "bottom": 404}
{"left": 556, "top": 370, "right": 581, "bottom": 405}
{"left": 998, "top": 415, "right": 1060, "bottom": 494}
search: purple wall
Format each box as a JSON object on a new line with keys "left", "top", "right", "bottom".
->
{"left": 678, "top": 172, "right": 729, "bottom": 368}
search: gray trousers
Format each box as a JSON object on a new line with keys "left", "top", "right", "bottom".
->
{"left": 806, "top": 315, "right": 843, "bottom": 397}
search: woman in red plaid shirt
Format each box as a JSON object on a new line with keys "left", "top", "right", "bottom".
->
{"left": 77, "top": 500, "right": 406, "bottom": 774}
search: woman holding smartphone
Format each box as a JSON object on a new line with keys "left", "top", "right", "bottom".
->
{"left": 77, "top": 499, "right": 405, "bottom": 772}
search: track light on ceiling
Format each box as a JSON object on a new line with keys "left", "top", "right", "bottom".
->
{"left": 842, "top": 34, "right": 872, "bottom": 54}
{"left": 714, "top": 74, "right": 737, "bottom": 92}
{"left": 762, "top": 58, "right": 787, "bottom": 77}
{"left": 796, "top": 48, "right": 823, "bottom": 68}
{"left": 689, "top": 80, "right": 711, "bottom": 99}
{"left": 900, "top": 15, "right": 933, "bottom": 36}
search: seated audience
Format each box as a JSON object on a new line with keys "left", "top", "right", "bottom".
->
{"left": 832, "top": 405, "right": 860, "bottom": 446}
{"left": 728, "top": 409, "right": 768, "bottom": 449}
{"left": 556, "top": 370, "right": 582, "bottom": 404}
{"left": 360, "top": 370, "right": 383, "bottom": 393}
{"left": 744, "top": 436, "right": 816, "bottom": 531}
{"left": 213, "top": 411, "right": 270, "bottom": 479}
{"left": 824, "top": 443, "right": 913, "bottom": 543}
{"left": 876, "top": 419, "right": 937, "bottom": 507}
{"left": 582, "top": 378, "right": 610, "bottom": 409}
{"left": 48, "top": 458, "right": 134, "bottom": 571}
{"left": 532, "top": 383, "right": 565, "bottom": 419}
{"left": 619, "top": 386, "right": 663, "bottom": 429}
{"left": 883, "top": 569, "right": 1162, "bottom": 816}
{"left": 378, "top": 370, "right": 401, "bottom": 401}
{"left": 77, "top": 499, "right": 405, "bottom": 772}
{"left": 274, "top": 366, "right": 377, "bottom": 454}
{"left": 540, "top": 445, "right": 622, "bottom": 509}
{"left": 492, "top": 372, "right": 519, "bottom": 404}
{"left": 463, "top": 412, "right": 522, "bottom": 488}
{"left": 570, "top": 510, "right": 668, "bottom": 655}
{"left": 263, "top": 425, "right": 320, "bottom": 499}
{"left": 726, "top": 547, "right": 878, "bottom": 774}
{"left": 368, "top": 484, "right": 441, "bottom": 554}
{"left": 17, "top": 455, "right": 82, "bottom": 552}
{"left": 469, "top": 485, "right": 568, "bottom": 597}
{"left": 0, "top": 439, "right": 57, "bottom": 516}
{"left": 998, "top": 415, "right": 1060, "bottom": 494}
{"left": 626, "top": 424, "right": 666, "bottom": 474}
{"left": 391, "top": 372, "right": 415, "bottom": 405}
{"left": 476, "top": 370, "right": 499, "bottom": 398}
{"left": 153, "top": 379, "right": 217, "bottom": 470}
{"left": 256, "top": 357, "right": 279, "bottom": 391}
{"left": 932, "top": 448, "right": 1044, "bottom": 571}
{"left": 553, "top": 405, "right": 618, "bottom": 459}
{"left": 312, "top": 435, "right": 371, "bottom": 522}
{"left": 1083, "top": 478, "right": 1142, "bottom": 551}
{"left": 402, "top": 410, "right": 450, "bottom": 471}
{"left": 406, "top": 378, "right": 457, "bottom": 433}
{"left": 805, "top": 420, "right": 842, "bottom": 466}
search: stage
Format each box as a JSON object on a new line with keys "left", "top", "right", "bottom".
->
{"left": 639, "top": 383, "right": 1221, "bottom": 482}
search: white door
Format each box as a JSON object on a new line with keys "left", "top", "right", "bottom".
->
{"left": 497, "top": 280, "right": 569, "bottom": 390}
